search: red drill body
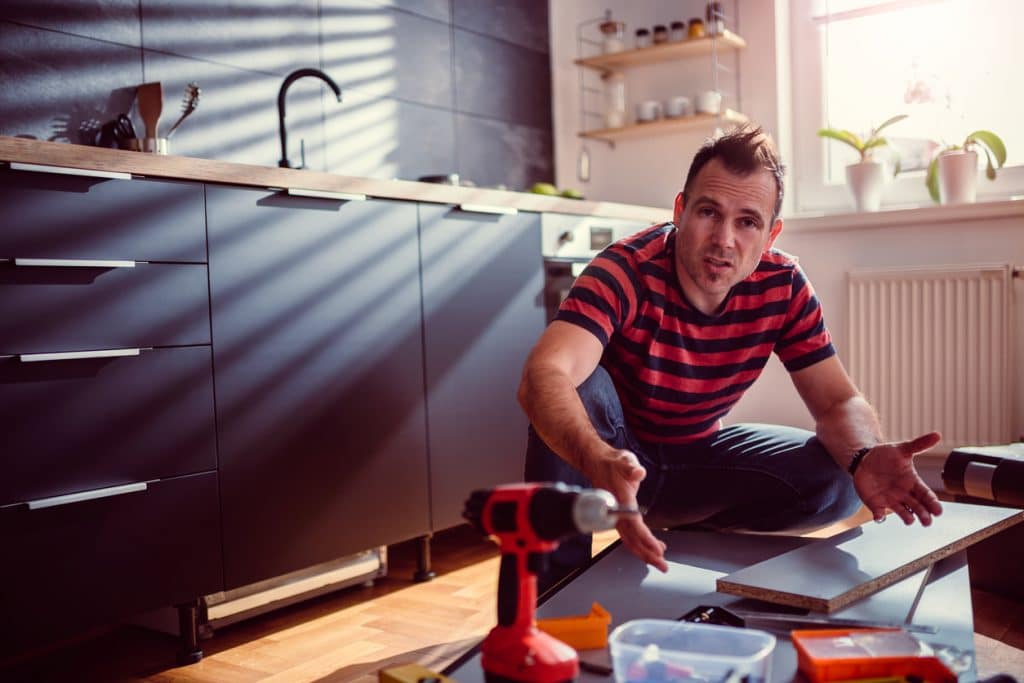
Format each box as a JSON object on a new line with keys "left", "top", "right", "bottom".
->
{"left": 463, "top": 483, "right": 632, "bottom": 683}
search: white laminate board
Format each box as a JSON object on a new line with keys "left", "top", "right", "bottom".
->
{"left": 716, "top": 501, "right": 1024, "bottom": 612}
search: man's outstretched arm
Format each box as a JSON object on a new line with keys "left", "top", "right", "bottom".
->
{"left": 518, "top": 321, "right": 667, "bottom": 570}
{"left": 790, "top": 355, "right": 943, "bottom": 526}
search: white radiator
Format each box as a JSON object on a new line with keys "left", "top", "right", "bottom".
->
{"left": 847, "top": 264, "right": 1015, "bottom": 449}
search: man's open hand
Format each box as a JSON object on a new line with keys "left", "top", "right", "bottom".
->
{"left": 587, "top": 448, "right": 668, "bottom": 572}
{"left": 854, "top": 431, "right": 944, "bottom": 525}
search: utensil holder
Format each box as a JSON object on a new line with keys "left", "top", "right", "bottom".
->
{"left": 129, "top": 137, "right": 169, "bottom": 155}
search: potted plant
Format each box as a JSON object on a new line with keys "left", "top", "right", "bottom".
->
{"left": 925, "top": 130, "right": 1007, "bottom": 204}
{"left": 818, "top": 114, "right": 907, "bottom": 212}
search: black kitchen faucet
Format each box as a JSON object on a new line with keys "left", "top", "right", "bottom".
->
{"left": 277, "top": 68, "right": 342, "bottom": 168}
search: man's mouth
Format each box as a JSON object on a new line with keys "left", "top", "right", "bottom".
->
{"left": 704, "top": 255, "right": 732, "bottom": 271}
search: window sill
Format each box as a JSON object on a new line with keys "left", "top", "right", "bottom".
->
{"left": 783, "top": 197, "right": 1024, "bottom": 233}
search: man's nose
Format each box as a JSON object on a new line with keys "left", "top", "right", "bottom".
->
{"left": 709, "top": 221, "right": 736, "bottom": 248}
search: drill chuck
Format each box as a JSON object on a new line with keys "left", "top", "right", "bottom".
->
{"left": 572, "top": 488, "right": 627, "bottom": 533}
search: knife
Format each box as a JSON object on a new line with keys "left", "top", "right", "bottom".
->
{"left": 679, "top": 604, "right": 938, "bottom": 635}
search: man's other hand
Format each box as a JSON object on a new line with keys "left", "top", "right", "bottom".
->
{"left": 588, "top": 448, "right": 668, "bottom": 572}
{"left": 854, "top": 431, "right": 944, "bottom": 526}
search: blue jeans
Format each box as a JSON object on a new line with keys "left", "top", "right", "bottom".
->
{"left": 524, "top": 366, "right": 861, "bottom": 590}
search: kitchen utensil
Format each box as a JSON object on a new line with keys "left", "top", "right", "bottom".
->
{"left": 599, "top": 18, "right": 625, "bottom": 54}
{"left": 165, "top": 88, "right": 199, "bottom": 139}
{"left": 577, "top": 145, "right": 591, "bottom": 182}
{"left": 136, "top": 81, "right": 163, "bottom": 139}
{"left": 664, "top": 95, "right": 692, "bottom": 118}
{"left": 636, "top": 100, "right": 661, "bottom": 123}
{"left": 129, "top": 137, "right": 169, "bottom": 154}
{"left": 112, "top": 114, "right": 137, "bottom": 148}
{"left": 695, "top": 90, "right": 722, "bottom": 114}
{"left": 166, "top": 82, "right": 201, "bottom": 138}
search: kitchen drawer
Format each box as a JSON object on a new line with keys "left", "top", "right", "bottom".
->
{"left": 0, "top": 346, "right": 216, "bottom": 506}
{"left": 0, "top": 470, "right": 223, "bottom": 656}
{"left": 0, "top": 167, "right": 206, "bottom": 262}
{"left": 0, "top": 261, "right": 210, "bottom": 354}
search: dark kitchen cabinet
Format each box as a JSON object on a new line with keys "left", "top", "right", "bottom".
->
{"left": 205, "top": 186, "right": 431, "bottom": 590}
{"left": 0, "top": 165, "right": 220, "bottom": 657}
{"left": 0, "top": 472, "right": 222, "bottom": 657}
{"left": 418, "top": 204, "right": 544, "bottom": 530}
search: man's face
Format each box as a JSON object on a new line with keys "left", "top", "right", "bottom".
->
{"left": 672, "top": 158, "right": 783, "bottom": 315}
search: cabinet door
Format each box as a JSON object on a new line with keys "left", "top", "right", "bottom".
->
{"left": 0, "top": 168, "right": 206, "bottom": 262}
{"left": 0, "top": 471, "right": 222, "bottom": 657}
{"left": 0, "top": 347, "right": 217, "bottom": 506}
{"left": 0, "top": 262, "right": 210, "bottom": 354}
{"left": 206, "top": 187, "right": 430, "bottom": 590}
{"left": 419, "top": 205, "right": 545, "bottom": 530}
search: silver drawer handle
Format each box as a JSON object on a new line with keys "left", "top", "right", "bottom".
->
{"left": 26, "top": 481, "right": 150, "bottom": 510}
{"left": 19, "top": 348, "right": 141, "bottom": 363}
{"left": 287, "top": 187, "right": 367, "bottom": 202}
{"left": 458, "top": 203, "right": 519, "bottom": 216}
{"left": 13, "top": 258, "right": 136, "bottom": 268}
{"left": 9, "top": 161, "right": 132, "bottom": 181}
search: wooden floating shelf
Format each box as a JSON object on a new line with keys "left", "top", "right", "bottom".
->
{"left": 578, "top": 110, "right": 749, "bottom": 143}
{"left": 574, "top": 31, "right": 746, "bottom": 71}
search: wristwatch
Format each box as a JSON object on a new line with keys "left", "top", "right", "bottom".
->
{"left": 848, "top": 446, "right": 873, "bottom": 475}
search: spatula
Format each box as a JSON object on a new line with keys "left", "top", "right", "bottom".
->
{"left": 136, "top": 82, "right": 163, "bottom": 139}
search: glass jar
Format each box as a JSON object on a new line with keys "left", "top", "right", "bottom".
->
{"left": 706, "top": 2, "right": 725, "bottom": 35}
{"left": 602, "top": 72, "right": 626, "bottom": 129}
{"left": 670, "top": 21, "right": 686, "bottom": 42}
{"left": 599, "top": 19, "right": 626, "bottom": 54}
{"left": 688, "top": 18, "right": 705, "bottom": 39}
{"left": 652, "top": 24, "right": 668, "bottom": 44}
{"left": 635, "top": 28, "right": 651, "bottom": 49}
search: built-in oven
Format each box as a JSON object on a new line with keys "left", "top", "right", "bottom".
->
{"left": 541, "top": 213, "right": 655, "bottom": 322}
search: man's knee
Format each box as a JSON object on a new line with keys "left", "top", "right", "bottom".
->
{"left": 800, "top": 465, "right": 862, "bottom": 526}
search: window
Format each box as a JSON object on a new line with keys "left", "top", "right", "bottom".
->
{"left": 789, "top": 0, "right": 1024, "bottom": 214}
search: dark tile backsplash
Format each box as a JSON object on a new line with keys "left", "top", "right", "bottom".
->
{"left": 453, "top": 27, "right": 552, "bottom": 130}
{"left": 452, "top": 0, "right": 549, "bottom": 53}
{"left": 0, "top": 0, "right": 553, "bottom": 190}
{"left": 0, "top": 22, "right": 143, "bottom": 146}
{"left": 2, "top": 0, "right": 142, "bottom": 46}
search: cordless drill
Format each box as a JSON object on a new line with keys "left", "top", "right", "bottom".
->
{"left": 463, "top": 482, "right": 639, "bottom": 683}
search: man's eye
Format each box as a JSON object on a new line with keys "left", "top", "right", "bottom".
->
{"left": 698, "top": 207, "right": 716, "bottom": 217}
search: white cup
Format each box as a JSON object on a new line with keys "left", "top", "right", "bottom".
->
{"left": 636, "top": 100, "right": 662, "bottom": 122}
{"left": 695, "top": 90, "right": 722, "bottom": 115}
{"left": 664, "top": 95, "right": 692, "bottom": 118}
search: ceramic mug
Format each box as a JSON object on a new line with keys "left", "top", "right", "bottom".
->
{"left": 695, "top": 90, "right": 722, "bottom": 115}
{"left": 664, "top": 95, "right": 692, "bottom": 118}
{"left": 636, "top": 100, "right": 662, "bottom": 122}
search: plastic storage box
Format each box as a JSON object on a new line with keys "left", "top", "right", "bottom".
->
{"left": 608, "top": 619, "right": 776, "bottom": 683}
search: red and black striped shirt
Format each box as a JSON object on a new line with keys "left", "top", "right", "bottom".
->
{"left": 556, "top": 223, "right": 835, "bottom": 445}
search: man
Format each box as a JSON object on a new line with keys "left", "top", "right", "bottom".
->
{"left": 518, "top": 126, "right": 943, "bottom": 585}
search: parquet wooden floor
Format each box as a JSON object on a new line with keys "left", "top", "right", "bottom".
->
{"left": 2, "top": 523, "right": 1021, "bottom": 681}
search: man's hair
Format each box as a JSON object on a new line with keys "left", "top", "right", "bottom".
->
{"left": 682, "top": 125, "right": 786, "bottom": 222}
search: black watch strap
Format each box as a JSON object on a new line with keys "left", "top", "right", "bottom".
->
{"left": 848, "top": 446, "right": 873, "bottom": 475}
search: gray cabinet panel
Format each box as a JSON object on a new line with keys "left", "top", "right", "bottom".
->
{"left": 0, "top": 346, "right": 217, "bottom": 506}
{"left": 206, "top": 186, "right": 430, "bottom": 590}
{"left": 0, "top": 261, "right": 211, "bottom": 354}
{"left": 419, "top": 204, "right": 544, "bottom": 530}
{"left": 0, "top": 169, "right": 206, "bottom": 262}
{"left": 0, "top": 471, "right": 222, "bottom": 657}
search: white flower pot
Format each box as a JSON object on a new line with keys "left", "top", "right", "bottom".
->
{"left": 937, "top": 150, "right": 978, "bottom": 204}
{"left": 846, "top": 161, "right": 884, "bottom": 212}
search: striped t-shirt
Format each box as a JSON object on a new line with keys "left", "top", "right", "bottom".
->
{"left": 555, "top": 222, "right": 835, "bottom": 445}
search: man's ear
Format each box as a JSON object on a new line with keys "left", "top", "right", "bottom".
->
{"left": 673, "top": 192, "right": 685, "bottom": 224}
{"left": 765, "top": 218, "right": 784, "bottom": 251}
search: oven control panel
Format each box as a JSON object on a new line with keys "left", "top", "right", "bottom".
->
{"left": 541, "top": 214, "right": 654, "bottom": 259}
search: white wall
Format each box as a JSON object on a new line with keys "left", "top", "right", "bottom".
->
{"left": 726, "top": 208, "right": 1024, "bottom": 455}
{"left": 550, "top": 0, "right": 779, "bottom": 208}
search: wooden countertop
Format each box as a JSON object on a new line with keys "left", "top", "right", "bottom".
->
{"left": 0, "top": 137, "right": 670, "bottom": 223}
